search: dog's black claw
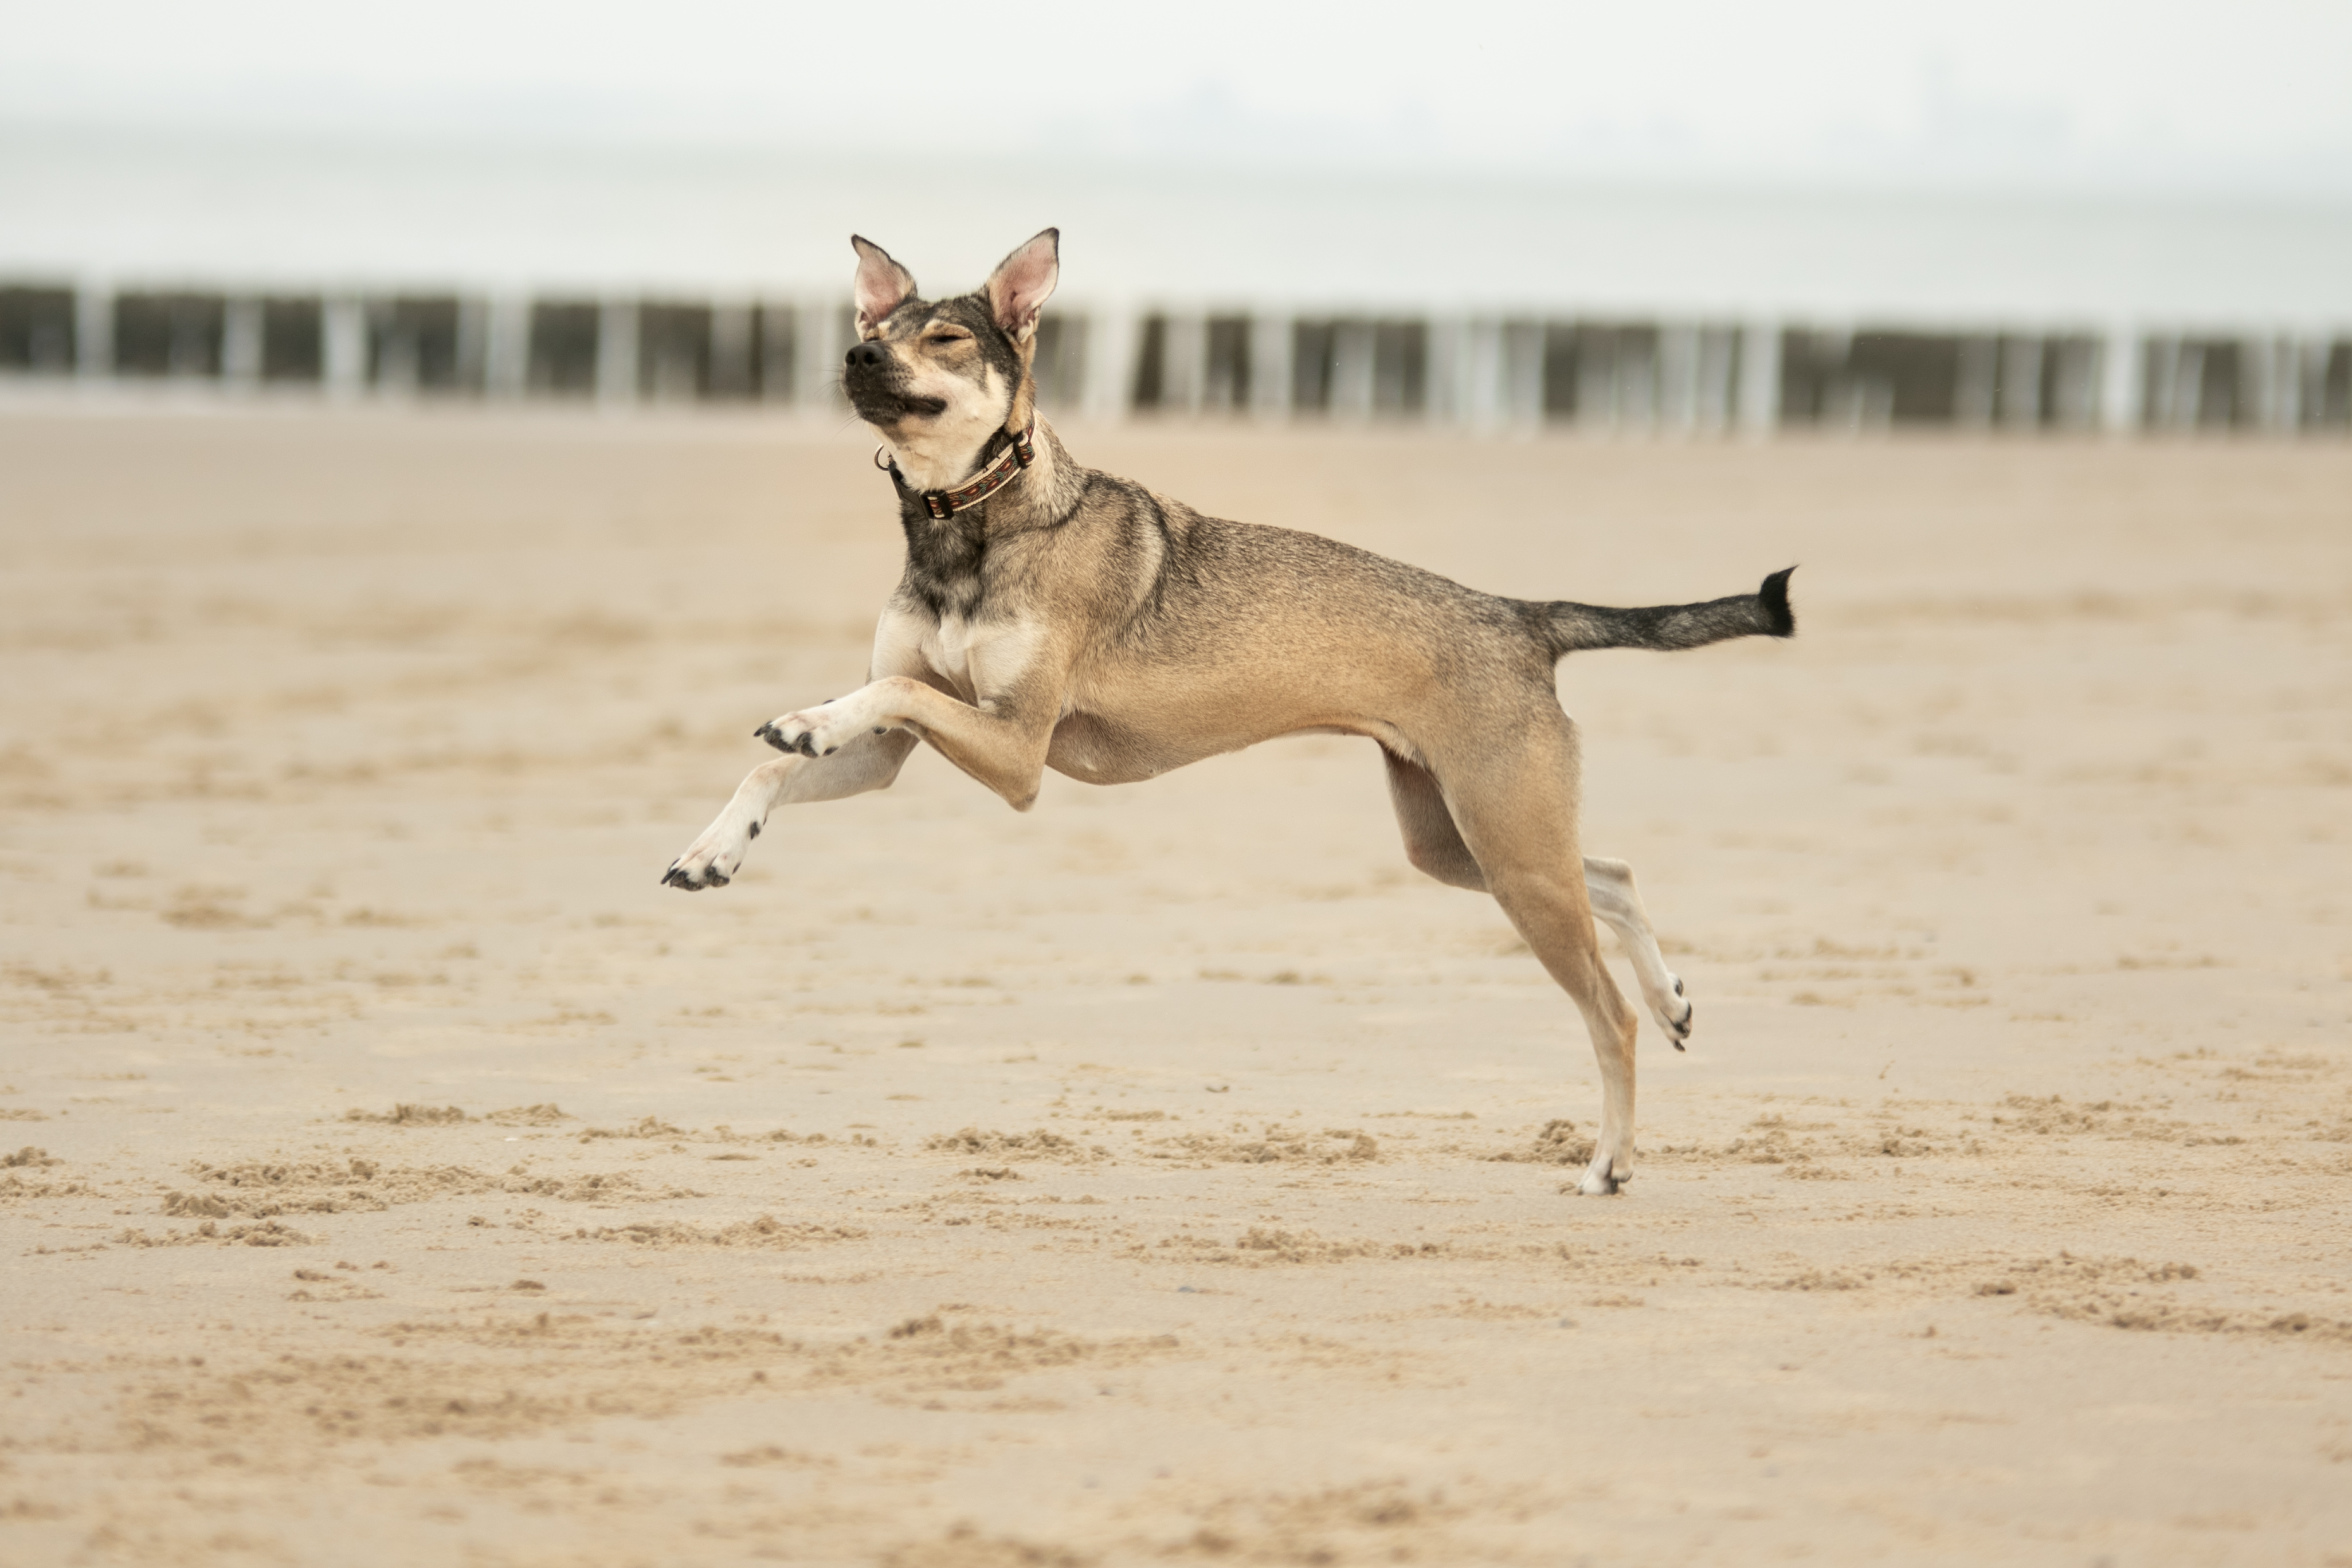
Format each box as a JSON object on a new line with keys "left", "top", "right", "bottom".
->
{"left": 794, "top": 735, "right": 818, "bottom": 758}
{"left": 1672, "top": 976, "right": 1684, "bottom": 995}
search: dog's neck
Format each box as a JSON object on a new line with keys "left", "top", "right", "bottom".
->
{"left": 890, "top": 418, "right": 1078, "bottom": 524}
{"left": 891, "top": 422, "right": 1036, "bottom": 520}
{"left": 878, "top": 383, "right": 1026, "bottom": 492}
{"left": 889, "top": 420, "right": 1085, "bottom": 617}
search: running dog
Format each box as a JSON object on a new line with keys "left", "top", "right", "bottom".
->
{"left": 663, "top": 229, "right": 1795, "bottom": 1195}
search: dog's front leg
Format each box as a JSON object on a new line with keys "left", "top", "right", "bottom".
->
{"left": 1582, "top": 857, "right": 1694, "bottom": 1048}
{"left": 762, "top": 675, "right": 1058, "bottom": 812}
{"left": 663, "top": 729, "right": 918, "bottom": 889}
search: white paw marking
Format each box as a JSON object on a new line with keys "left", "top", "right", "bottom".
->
{"left": 1651, "top": 972, "right": 1694, "bottom": 1046}
{"left": 756, "top": 693, "right": 886, "bottom": 759}
{"left": 663, "top": 816, "right": 754, "bottom": 891}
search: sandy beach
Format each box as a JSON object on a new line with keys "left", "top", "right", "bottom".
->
{"left": 2, "top": 405, "right": 2349, "bottom": 1566}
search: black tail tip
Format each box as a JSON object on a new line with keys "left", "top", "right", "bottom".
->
{"left": 1759, "top": 566, "right": 1797, "bottom": 637}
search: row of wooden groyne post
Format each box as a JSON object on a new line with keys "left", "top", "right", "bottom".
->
{"left": 3, "top": 283, "right": 2348, "bottom": 433}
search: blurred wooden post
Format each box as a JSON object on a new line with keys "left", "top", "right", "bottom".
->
{"left": 1696, "top": 326, "right": 1737, "bottom": 433}
{"left": 1575, "top": 327, "right": 1616, "bottom": 432}
{"left": 1954, "top": 336, "right": 1997, "bottom": 428}
{"left": 484, "top": 296, "right": 530, "bottom": 398}
{"left": 1658, "top": 324, "right": 1699, "bottom": 434}
{"left": 222, "top": 299, "right": 264, "bottom": 389}
{"left": 708, "top": 303, "right": 754, "bottom": 401}
{"left": 1330, "top": 320, "right": 1374, "bottom": 420}
{"left": 2139, "top": 339, "right": 2167, "bottom": 427}
{"left": 797, "top": 301, "right": 846, "bottom": 410}
{"left": 1489, "top": 320, "right": 1518, "bottom": 428}
{"left": 1623, "top": 329, "right": 1659, "bottom": 432}
{"left": 1249, "top": 312, "right": 1292, "bottom": 421}
{"left": 2171, "top": 342, "right": 2206, "bottom": 427}
{"left": 1997, "top": 336, "right": 2044, "bottom": 428}
{"left": 2236, "top": 337, "right": 2266, "bottom": 429}
{"left": 322, "top": 296, "right": 367, "bottom": 398}
{"left": 1418, "top": 317, "right": 1456, "bottom": 425}
{"left": 76, "top": 283, "right": 112, "bottom": 382}
{"left": 1736, "top": 320, "right": 1779, "bottom": 436}
{"left": 2240, "top": 336, "right": 2273, "bottom": 430}
{"left": 1502, "top": 320, "right": 1544, "bottom": 429}
{"left": 1083, "top": 305, "right": 1136, "bottom": 422}
{"left": 2294, "top": 337, "right": 2328, "bottom": 430}
{"left": 2259, "top": 335, "right": 2298, "bottom": 430}
{"left": 1162, "top": 313, "right": 1204, "bottom": 414}
{"left": 757, "top": 304, "right": 797, "bottom": 404}
{"left": 596, "top": 300, "right": 638, "bottom": 407}
{"left": 453, "top": 299, "right": 489, "bottom": 394}
{"left": 1453, "top": 319, "right": 1503, "bottom": 430}
{"left": 2099, "top": 326, "right": 2140, "bottom": 433}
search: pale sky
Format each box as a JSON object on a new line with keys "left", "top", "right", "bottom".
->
{"left": 4, "top": 0, "right": 2350, "bottom": 197}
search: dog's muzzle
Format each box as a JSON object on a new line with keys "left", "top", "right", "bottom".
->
{"left": 842, "top": 346, "right": 946, "bottom": 424}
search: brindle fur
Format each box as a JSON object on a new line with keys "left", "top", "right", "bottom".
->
{"left": 662, "top": 230, "right": 1796, "bottom": 1197}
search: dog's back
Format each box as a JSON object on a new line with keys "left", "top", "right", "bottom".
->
{"left": 959, "top": 452, "right": 1793, "bottom": 763}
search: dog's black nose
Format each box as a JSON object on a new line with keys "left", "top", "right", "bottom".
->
{"left": 845, "top": 342, "right": 888, "bottom": 369}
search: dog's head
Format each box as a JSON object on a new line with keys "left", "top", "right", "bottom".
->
{"left": 841, "top": 230, "right": 1059, "bottom": 489}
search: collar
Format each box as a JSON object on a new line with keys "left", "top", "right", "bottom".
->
{"left": 875, "top": 422, "right": 1037, "bottom": 520}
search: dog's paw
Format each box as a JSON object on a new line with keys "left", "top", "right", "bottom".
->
{"left": 754, "top": 699, "right": 867, "bottom": 759}
{"left": 661, "top": 821, "right": 755, "bottom": 891}
{"left": 753, "top": 715, "right": 814, "bottom": 756}
{"left": 661, "top": 856, "right": 730, "bottom": 891}
{"left": 1577, "top": 1157, "right": 1625, "bottom": 1197}
{"left": 1651, "top": 972, "right": 1694, "bottom": 1050}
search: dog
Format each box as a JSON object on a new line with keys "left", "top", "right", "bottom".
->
{"left": 663, "top": 229, "right": 1794, "bottom": 1196}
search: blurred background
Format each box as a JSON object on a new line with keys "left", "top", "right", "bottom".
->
{"left": 6, "top": 11, "right": 2352, "bottom": 1558}
{"left": 3, "top": 0, "right": 2349, "bottom": 434}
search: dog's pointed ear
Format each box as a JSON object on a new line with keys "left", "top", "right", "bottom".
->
{"left": 985, "top": 229, "right": 1059, "bottom": 343}
{"left": 850, "top": 236, "right": 917, "bottom": 335}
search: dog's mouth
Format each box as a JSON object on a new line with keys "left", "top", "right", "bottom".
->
{"left": 845, "top": 380, "right": 948, "bottom": 425}
{"left": 854, "top": 393, "right": 948, "bottom": 426}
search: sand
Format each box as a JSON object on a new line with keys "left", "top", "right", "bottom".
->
{"left": 1, "top": 404, "right": 2349, "bottom": 1567}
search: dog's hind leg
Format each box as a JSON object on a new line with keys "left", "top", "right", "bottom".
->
{"left": 1434, "top": 723, "right": 1643, "bottom": 1196}
{"left": 663, "top": 729, "right": 919, "bottom": 890}
{"left": 1382, "top": 748, "right": 1488, "bottom": 890}
{"left": 1385, "top": 750, "right": 1694, "bottom": 1048}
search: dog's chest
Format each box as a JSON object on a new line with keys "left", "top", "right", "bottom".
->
{"left": 914, "top": 613, "right": 1041, "bottom": 700}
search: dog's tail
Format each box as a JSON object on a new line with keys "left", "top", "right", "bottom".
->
{"left": 1538, "top": 567, "right": 1796, "bottom": 658}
